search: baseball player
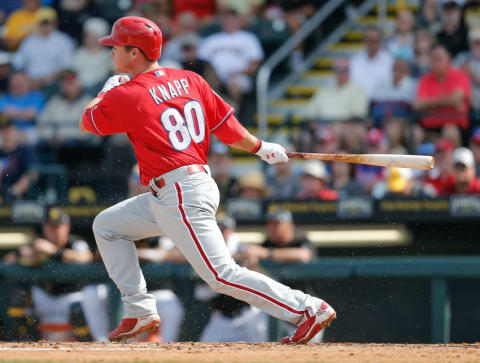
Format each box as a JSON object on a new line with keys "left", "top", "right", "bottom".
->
{"left": 79, "top": 16, "right": 336, "bottom": 343}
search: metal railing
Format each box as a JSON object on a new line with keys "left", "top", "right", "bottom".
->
{"left": 255, "top": 0, "right": 386, "bottom": 138}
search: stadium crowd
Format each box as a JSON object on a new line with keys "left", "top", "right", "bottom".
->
{"left": 0, "top": 0, "right": 478, "bottom": 203}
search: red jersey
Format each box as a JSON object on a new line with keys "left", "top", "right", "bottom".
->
{"left": 416, "top": 67, "right": 471, "bottom": 129}
{"left": 442, "top": 177, "right": 480, "bottom": 195}
{"left": 82, "top": 68, "right": 236, "bottom": 185}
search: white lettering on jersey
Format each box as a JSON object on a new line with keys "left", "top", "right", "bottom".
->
{"left": 148, "top": 79, "right": 191, "bottom": 104}
{"left": 167, "top": 82, "right": 178, "bottom": 97}
{"left": 180, "top": 79, "right": 189, "bottom": 94}
{"left": 148, "top": 87, "right": 163, "bottom": 104}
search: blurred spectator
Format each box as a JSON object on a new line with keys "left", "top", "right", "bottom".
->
{"left": 329, "top": 153, "right": 365, "bottom": 197}
{"left": 411, "top": 29, "right": 434, "bottom": 78}
{"left": 0, "top": 70, "right": 44, "bottom": 144}
{"left": 304, "top": 58, "right": 368, "bottom": 122}
{"left": 296, "top": 160, "right": 338, "bottom": 200}
{"left": 437, "top": 0, "right": 468, "bottom": 57}
{"left": 236, "top": 170, "right": 267, "bottom": 199}
{"left": 208, "top": 143, "right": 238, "bottom": 202}
{"left": 469, "top": 127, "right": 480, "bottom": 176}
{"left": 180, "top": 35, "right": 221, "bottom": 91}
{"left": 198, "top": 9, "right": 264, "bottom": 105}
{"left": 0, "top": 115, "right": 36, "bottom": 201}
{"left": 12, "top": 7, "right": 75, "bottom": 90}
{"left": 238, "top": 209, "right": 314, "bottom": 267}
{"left": 37, "top": 69, "right": 92, "bottom": 144}
{"left": 355, "top": 128, "right": 385, "bottom": 192}
{"left": 23, "top": 208, "right": 100, "bottom": 341}
{"left": 371, "top": 58, "right": 416, "bottom": 123}
{"left": 2, "top": 0, "right": 42, "bottom": 51}
{"left": 350, "top": 26, "right": 393, "bottom": 98}
{"left": 218, "top": 0, "right": 264, "bottom": 17}
{"left": 417, "top": 0, "right": 442, "bottom": 33}
{"left": 197, "top": 214, "right": 268, "bottom": 342}
{"left": 162, "top": 11, "right": 200, "bottom": 63}
{"left": 454, "top": 27, "right": 480, "bottom": 118}
{"left": 424, "top": 139, "right": 456, "bottom": 194}
{"left": 384, "top": 117, "right": 408, "bottom": 154}
{"left": 372, "top": 167, "right": 437, "bottom": 199}
{"left": 387, "top": 9, "right": 415, "bottom": 60}
{"left": 415, "top": 45, "right": 471, "bottom": 132}
{"left": 266, "top": 159, "right": 302, "bottom": 199}
{"left": 71, "top": 17, "right": 113, "bottom": 95}
{"left": 444, "top": 147, "right": 480, "bottom": 194}
{"left": 0, "top": 51, "right": 12, "bottom": 94}
{"left": 235, "top": 208, "right": 320, "bottom": 340}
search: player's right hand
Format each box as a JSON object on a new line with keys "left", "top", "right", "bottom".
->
{"left": 98, "top": 75, "right": 130, "bottom": 97}
{"left": 255, "top": 141, "right": 289, "bottom": 164}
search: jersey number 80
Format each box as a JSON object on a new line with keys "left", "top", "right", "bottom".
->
{"left": 160, "top": 100, "right": 205, "bottom": 151}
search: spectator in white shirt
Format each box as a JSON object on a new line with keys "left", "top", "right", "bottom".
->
{"left": 350, "top": 26, "right": 394, "bottom": 99}
{"left": 304, "top": 58, "right": 368, "bottom": 121}
{"left": 12, "top": 7, "right": 75, "bottom": 90}
{"left": 198, "top": 9, "right": 264, "bottom": 105}
{"left": 71, "top": 17, "right": 113, "bottom": 95}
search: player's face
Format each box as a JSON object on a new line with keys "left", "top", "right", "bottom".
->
{"left": 110, "top": 45, "right": 132, "bottom": 73}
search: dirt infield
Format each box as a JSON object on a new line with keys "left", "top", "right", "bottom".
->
{"left": 0, "top": 342, "right": 479, "bottom": 363}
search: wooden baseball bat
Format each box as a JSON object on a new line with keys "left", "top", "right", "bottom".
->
{"left": 286, "top": 152, "right": 435, "bottom": 170}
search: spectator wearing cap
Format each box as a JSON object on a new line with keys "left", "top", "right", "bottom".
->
{"left": 180, "top": 34, "right": 221, "bottom": 91}
{"left": 2, "top": 0, "right": 42, "bottom": 51}
{"left": 238, "top": 209, "right": 315, "bottom": 267}
{"left": 236, "top": 209, "right": 321, "bottom": 341}
{"left": 350, "top": 26, "right": 393, "bottom": 98}
{"left": 12, "top": 7, "right": 75, "bottom": 90}
{"left": 354, "top": 128, "right": 385, "bottom": 193}
{"left": 371, "top": 58, "right": 416, "bottom": 124}
{"left": 415, "top": 45, "right": 471, "bottom": 132}
{"left": 198, "top": 9, "right": 264, "bottom": 106}
{"left": 0, "top": 51, "right": 12, "bottom": 94}
{"left": 454, "top": 27, "right": 480, "bottom": 118}
{"left": 196, "top": 213, "right": 268, "bottom": 342}
{"left": 372, "top": 167, "right": 437, "bottom": 199}
{"left": 0, "top": 114, "right": 37, "bottom": 201}
{"left": 236, "top": 170, "right": 267, "bottom": 200}
{"left": 469, "top": 127, "right": 480, "bottom": 176}
{"left": 387, "top": 10, "right": 415, "bottom": 60}
{"left": 0, "top": 70, "right": 44, "bottom": 145}
{"left": 312, "top": 127, "right": 340, "bottom": 155}
{"left": 304, "top": 58, "right": 368, "bottom": 122}
{"left": 296, "top": 160, "right": 338, "bottom": 200}
{"left": 71, "top": 18, "right": 113, "bottom": 95}
{"left": 424, "top": 139, "right": 456, "bottom": 194}
{"left": 208, "top": 143, "right": 238, "bottom": 202}
{"left": 23, "top": 208, "right": 110, "bottom": 342}
{"left": 37, "top": 69, "right": 93, "bottom": 144}
{"left": 443, "top": 147, "right": 480, "bottom": 194}
{"left": 437, "top": 0, "right": 468, "bottom": 57}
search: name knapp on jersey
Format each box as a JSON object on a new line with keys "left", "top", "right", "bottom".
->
{"left": 148, "top": 78, "right": 189, "bottom": 104}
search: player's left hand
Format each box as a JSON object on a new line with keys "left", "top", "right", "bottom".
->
{"left": 255, "top": 141, "right": 289, "bottom": 164}
{"left": 98, "top": 75, "right": 130, "bottom": 97}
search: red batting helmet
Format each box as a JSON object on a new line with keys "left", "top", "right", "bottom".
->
{"left": 99, "top": 16, "right": 162, "bottom": 60}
